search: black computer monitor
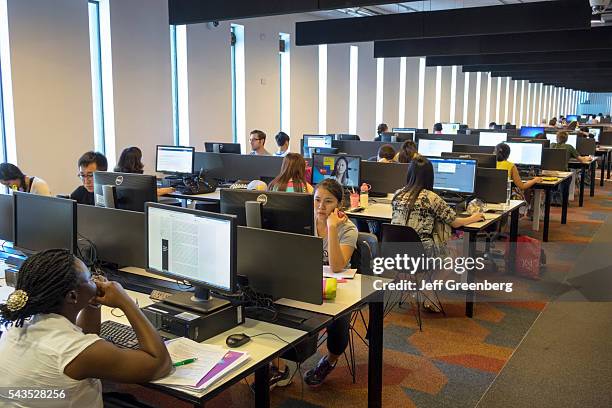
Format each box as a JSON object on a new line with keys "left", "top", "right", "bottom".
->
{"left": 506, "top": 142, "right": 543, "bottom": 166}
{"left": 311, "top": 153, "right": 361, "bottom": 188}
{"left": 204, "top": 142, "right": 242, "bottom": 154}
{"left": 220, "top": 189, "right": 314, "bottom": 235}
{"left": 380, "top": 132, "right": 414, "bottom": 142}
{"left": 441, "top": 152, "right": 496, "bottom": 168}
{"left": 93, "top": 171, "right": 157, "bottom": 212}
{"left": 303, "top": 135, "right": 333, "bottom": 158}
{"left": 146, "top": 203, "right": 237, "bottom": 313}
{"left": 417, "top": 139, "right": 454, "bottom": 157}
{"left": 331, "top": 134, "right": 360, "bottom": 141}
{"left": 156, "top": 145, "right": 194, "bottom": 174}
{"left": 0, "top": 193, "right": 13, "bottom": 242}
{"left": 478, "top": 132, "right": 507, "bottom": 147}
{"left": 504, "top": 124, "right": 517, "bottom": 130}
{"left": 360, "top": 161, "right": 410, "bottom": 194}
{"left": 519, "top": 126, "right": 545, "bottom": 137}
{"left": 13, "top": 192, "right": 76, "bottom": 254}
{"left": 430, "top": 158, "right": 477, "bottom": 194}
{"left": 508, "top": 137, "right": 551, "bottom": 148}
{"left": 453, "top": 144, "right": 495, "bottom": 154}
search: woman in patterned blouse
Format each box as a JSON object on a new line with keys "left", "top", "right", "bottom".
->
{"left": 391, "top": 156, "right": 485, "bottom": 256}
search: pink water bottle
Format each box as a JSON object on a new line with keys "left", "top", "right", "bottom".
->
{"left": 360, "top": 183, "right": 370, "bottom": 208}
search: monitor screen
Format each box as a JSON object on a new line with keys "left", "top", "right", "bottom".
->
{"left": 418, "top": 139, "right": 454, "bottom": 157}
{"left": 588, "top": 128, "right": 601, "bottom": 141}
{"left": 392, "top": 128, "right": 417, "bottom": 133}
{"left": 14, "top": 192, "right": 76, "bottom": 253}
{"left": 156, "top": 145, "right": 194, "bottom": 174}
{"left": 546, "top": 134, "right": 577, "bottom": 148}
{"left": 506, "top": 142, "right": 543, "bottom": 166}
{"left": 519, "top": 126, "right": 545, "bottom": 137}
{"left": 147, "top": 204, "right": 235, "bottom": 293}
{"left": 312, "top": 154, "right": 361, "bottom": 188}
{"left": 431, "top": 158, "right": 477, "bottom": 194}
{"left": 441, "top": 123, "right": 460, "bottom": 134}
{"left": 479, "top": 132, "right": 507, "bottom": 146}
{"left": 566, "top": 115, "right": 579, "bottom": 122}
{"left": 303, "top": 135, "right": 333, "bottom": 158}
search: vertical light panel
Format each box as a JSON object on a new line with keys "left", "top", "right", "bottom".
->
{"left": 417, "top": 57, "right": 426, "bottom": 128}
{"left": 0, "top": 0, "right": 16, "bottom": 163}
{"left": 398, "top": 57, "right": 406, "bottom": 128}
{"left": 375, "top": 57, "right": 385, "bottom": 127}
{"left": 462, "top": 72, "right": 470, "bottom": 125}
{"left": 526, "top": 83, "right": 532, "bottom": 125}
{"left": 434, "top": 66, "right": 442, "bottom": 123}
{"left": 552, "top": 87, "right": 557, "bottom": 118}
{"left": 97, "top": 0, "right": 116, "bottom": 165}
{"left": 537, "top": 83, "right": 543, "bottom": 124}
{"left": 449, "top": 65, "right": 457, "bottom": 123}
{"left": 232, "top": 24, "right": 245, "bottom": 148}
{"left": 512, "top": 80, "right": 518, "bottom": 125}
{"left": 495, "top": 76, "right": 501, "bottom": 123}
{"left": 279, "top": 33, "right": 291, "bottom": 134}
{"left": 531, "top": 83, "right": 537, "bottom": 125}
{"left": 504, "top": 77, "right": 510, "bottom": 123}
{"left": 484, "top": 72, "right": 492, "bottom": 126}
{"left": 543, "top": 85, "right": 548, "bottom": 122}
{"left": 519, "top": 80, "right": 525, "bottom": 126}
{"left": 348, "top": 45, "right": 358, "bottom": 134}
{"left": 474, "top": 72, "right": 482, "bottom": 128}
{"left": 174, "top": 25, "right": 192, "bottom": 147}
{"left": 318, "top": 44, "right": 327, "bottom": 134}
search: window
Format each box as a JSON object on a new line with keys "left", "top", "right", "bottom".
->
{"left": 279, "top": 33, "right": 290, "bottom": 134}
{"left": 375, "top": 58, "right": 385, "bottom": 127}
{"left": 504, "top": 77, "right": 510, "bottom": 123}
{"left": 349, "top": 46, "right": 358, "bottom": 134}
{"left": 519, "top": 80, "right": 525, "bottom": 126}
{"left": 484, "top": 72, "right": 491, "bottom": 127}
{"left": 474, "top": 72, "right": 481, "bottom": 129}
{"left": 87, "top": 0, "right": 115, "bottom": 165}
{"left": 231, "top": 25, "right": 245, "bottom": 146}
{"left": 512, "top": 80, "right": 518, "bottom": 125}
{"left": 434, "top": 66, "right": 442, "bottom": 123}
{"left": 495, "top": 76, "right": 501, "bottom": 124}
{"left": 318, "top": 44, "right": 327, "bottom": 134}
{"left": 462, "top": 72, "right": 470, "bottom": 125}
{"left": 449, "top": 65, "right": 457, "bottom": 123}
{"left": 0, "top": 0, "right": 12, "bottom": 164}
{"left": 417, "top": 57, "right": 425, "bottom": 128}
{"left": 170, "top": 24, "right": 189, "bottom": 146}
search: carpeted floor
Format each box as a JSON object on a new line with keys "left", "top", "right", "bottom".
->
{"left": 114, "top": 179, "right": 611, "bottom": 408}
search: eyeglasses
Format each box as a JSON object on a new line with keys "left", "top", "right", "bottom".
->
{"left": 249, "top": 138, "right": 262, "bottom": 143}
{"left": 78, "top": 173, "right": 94, "bottom": 180}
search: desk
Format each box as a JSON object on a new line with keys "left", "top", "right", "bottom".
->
{"left": 103, "top": 290, "right": 308, "bottom": 408}
{"left": 276, "top": 274, "right": 388, "bottom": 407}
{"left": 568, "top": 159, "right": 597, "bottom": 206}
{"left": 532, "top": 172, "right": 573, "bottom": 242}
{"left": 595, "top": 146, "right": 611, "bottom": 186}
{"left": 346, "top": 200, "right": 526, "bottom": 317}
{"left": 599, "top": 144, "right": 612, "bottom": 180}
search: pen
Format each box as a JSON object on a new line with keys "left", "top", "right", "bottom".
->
{"left": 173, "top": 358, "right": 198, "bottom": 367}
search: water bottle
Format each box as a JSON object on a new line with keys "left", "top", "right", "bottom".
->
{"left": 360, "top": 183, "right": 370, "bottom": 208}
{"left": 506, "top": 180, "right": 512, "bottom": 207}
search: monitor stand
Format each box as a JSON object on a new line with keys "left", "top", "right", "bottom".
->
{"left": 164, "top": 287, "right": 230, "bottom": 315}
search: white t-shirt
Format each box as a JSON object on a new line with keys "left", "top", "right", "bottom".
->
{"left": 29, "top": 177, "right": 51, "bottom": 196}
{"left": 0, "top": 313, "right": 103, "bottom": 408}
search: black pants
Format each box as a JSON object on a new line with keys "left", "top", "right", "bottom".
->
{"left": 326, "top": 315, "right": 351, "bottom": 356}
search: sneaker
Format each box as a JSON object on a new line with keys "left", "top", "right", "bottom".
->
{"left": 304, "top": 356, "right": 336, "bottom": 387}
{"left": 250, "top": 364, "right": 290, "bottom": 393}
{"left": 276, "top": 360, "right": 297, "bottom": 387}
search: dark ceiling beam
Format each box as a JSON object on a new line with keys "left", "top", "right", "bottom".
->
{"left": 296, "top": 0, "right": 589, "bottom": 46}
{"left": 463, "top": 61, "right": 612, "bottom": 73}
{"left": 374, "top": 26, "right": 612, "bottom": 58}
{"left": 426, "top": 51, "right": 612, "bottom": 66}
{"left": 168, "top": 0, "right": 403, "bottom": 25}
{"left": 491, "top": 69, "right": 612, "bottom": 78}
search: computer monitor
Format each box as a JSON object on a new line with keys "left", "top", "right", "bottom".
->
{"left": 312, "top": 153, "right": 361, "bottom": 188}
{"left": 546, "top": 133, "right": 577, "bottom": 148}
{"left": 392, "top": 127, "right": 416, "bottom": 133}
{"left": 93, "top": 171, "right": 157, "bottom": 212}
{"left": 331, "top": 134, "right": 360, "bottom": 141}
{"left": 519, "top": 126, "right": 545, "bottom": 137}
{"left": 441, "top": 152, "right": 496, "bottom": 168}
{"left": 566, "top": 115, "right": 579, "bottom": 122}
{"left": 430, "top": 158, "right": 477, "bottom": 194}
{"left": 13, "top": 192, "right": 76, "bottom": 254}
{"left": 204, "top": 142, "right": 242, "bottom": 154}
{"left": 506, "top": 142, "right": 543, "bottom": 166}
{"left": 303, "top": 135, "right": 333, "bottom": 158}
{"left": 441, "top": 123, "right": 460, "bottom": 134}
{"left": 380, "top": 132, "right": 414, "bottom": 142}
{"left": 146, "top": 203, "right": 237, "bottom": 313}
{"left": 417, "top": 139, "right": 454, "bottom": 157}
{"left": 508, "top": 137, "right": 550, "bottom": 148}
{"left": 479, "top": 132, "right": 507, "bottom": 146}
{"left": 155, "top": 145, "right": 194, "bottom": 174}
{"left": 360, "top": 161, "right": 410, "bottom": 194}
{"left": 0, "top": 193, "right": 13, "bottom": 242}
{"left": 588, "top": 127, "right": 601, "bottom": 142}
{"left": 220, "top": 189, "right": 314, "bottom": 235}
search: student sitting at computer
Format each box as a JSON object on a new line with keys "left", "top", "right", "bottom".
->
{"left": 374, "top": 123, "right": 389, "bottom": 141}
{"left": 70, "top": 151, "right": 108, "bottom": 205}
{"left": 549, "top": 118, "right": 557, "bottom": 126}
{"left": 391, "top": 156, "right": 485, "bottom": 257}
{"left": 0, "top": 249, "right": 171, "bottom": 408}
{"left": 304, "top": 179, "right": 357, "bottom": 387}
{"left": 274, "top": 132, "right": 290, "bottom": 157}
{"left": 396, "top": 140, "right": 418, "bottom": 163}
{"left": 377, "top": 144, "right": 397, "bottom": 163}
{"left": 268, "top": 153, "right": 314, "bottom": 193}
{"left": 489, "top": 122, "right": 497, "bottom": 129}
{"left": 249, "top": 130, "right": 271, "bottom": 156}
{"left": 433, "top": 123, "right": 443, "bottom": 134}
{"left": 495, "top": 143, "right": 543, "bottom": 190}
{"left": 551, "top": 131, "right": 590, "bottom": 164}
{"left": 115, "top": 147, "right": 174, "bottom": 196}
{"left": 0, "top": 163, "right": 51, "bottom": 196}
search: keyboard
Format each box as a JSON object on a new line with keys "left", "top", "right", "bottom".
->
{"left": 100, "top": 321, "right": 169, "bottom": 349}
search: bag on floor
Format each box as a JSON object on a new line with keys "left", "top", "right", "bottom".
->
{"left": 506, "top": 235, "right": 542, "bottom": 279}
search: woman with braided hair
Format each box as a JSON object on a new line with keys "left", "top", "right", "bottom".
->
{"left": 0, "top": 249, "right": 171, "bottom": 407}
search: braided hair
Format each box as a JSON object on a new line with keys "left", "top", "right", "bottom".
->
{"left": 0, "top": 249, "right": 80, "bottom": 328}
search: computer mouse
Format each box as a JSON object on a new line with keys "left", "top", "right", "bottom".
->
{"left": 226, "top": 333, "right": 251, "bottom": 348}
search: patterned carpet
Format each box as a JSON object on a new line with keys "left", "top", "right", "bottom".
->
{"left": 115, "top": 179, "right": 611, "bottom": 408}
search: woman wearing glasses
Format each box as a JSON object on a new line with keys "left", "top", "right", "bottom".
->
{"left": 70, "top": 152, "right": 108, "bottom": 205}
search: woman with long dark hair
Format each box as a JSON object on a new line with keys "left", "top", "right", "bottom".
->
{"left": 391, "top": 156, "right": 484, "bottom": 256}
{"left": 330, "top": 156, "right": 349, "bottom": 186}
{"left": 114, "top": 147, "right": 174, "bottom": 196}
{"left": 396, "top": 140, "right": 418, "bottom": 163}
{"left": 268, "top": 153, "right": 313, "bottom": 193}
{"left": 0, "top": 163, "right": 51, "bottom": 196}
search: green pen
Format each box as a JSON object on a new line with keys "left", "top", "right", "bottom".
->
{"left": 173, "top": 358, "right": 198, "bottom": 367}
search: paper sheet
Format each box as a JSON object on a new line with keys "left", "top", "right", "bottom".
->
{"left": 0, "top": 285, "right": 14, "bottom": 303}
{"left": 323, "top": 265, "right": 357, "bottom": 279}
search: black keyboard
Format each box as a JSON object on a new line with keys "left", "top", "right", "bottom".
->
{"left": 100, "top": 321, "right": 169, "bottom": 349}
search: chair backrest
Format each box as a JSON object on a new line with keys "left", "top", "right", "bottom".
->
{"left": 380, "top": 223, "right": 427, "bottom": 264}
{"left": 350, "top": 232, "right": 379, "bottom": 275}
